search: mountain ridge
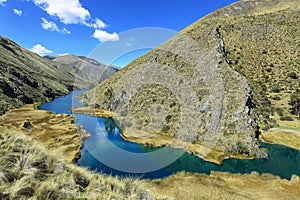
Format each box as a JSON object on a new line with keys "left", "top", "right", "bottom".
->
{"left": 50, "top": 54, "right": 119, "bottom": 86}
{"left": 0, "top": 36, "right": 93, "bottom": 114}
{"left": 81, "top": 0, "right": 299, "bottom": 162}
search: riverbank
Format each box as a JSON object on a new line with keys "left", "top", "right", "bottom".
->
{"left": 146, "top": 171, "right": 300, "bottom": 200}
{"left": 70, "top": 107, "right": 257, "bottom": 165}
{"left": 0, "top": 126, "right": 159, "bottom": 200}
{"left": 261, "top": 128, "right": 300, "bottom": 151}
{"left": 71, "top": 106, "right": 256, "bottom": 164}
{"left": 120, "top": 127, "right": 255, "bottom": 165}
{"left": 71, "top": 107, "right": 114, "bottom": 118}
{"left": 260, "top": 117, "right": 300, "bottom": 150}
{"left": 2, "top": 126, "right": 299, "bottom": 200}
{"left": 0, "top": 103, "right": 90, "bottom": 162}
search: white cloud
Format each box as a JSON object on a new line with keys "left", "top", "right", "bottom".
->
{"left": 41, "top": 17, "right": 70, "bottom": 34}
{"left": 32, "top": 0, "right": 119, "bottom": 42}
{"left": 41, "top": 17, "right": 58, "bottom": 31}
{"left": 0, "top": 0, "right": 7, "bottom": 6}
{"left": 30, "top": 44, "right": 52, "bottom": 56}
{"left": 93, "top": 30, "right": 119, "bottom": 42}
{"left": 13, "top": 9, "right": 23, "bottom": 16}
{"left": 58, "top": 53, "right": 70, "bottom": 56}
{"left": 32, "top": 0, "right": 90, "bottom": 25}
{"left": 61, "top": 27, "right": 70, "bottom": 34}
{"left": 90, "top": 18, "right": 106, "bottom": 29}
{"left": 32, "top": 1, "right": 108, "bottom": 30}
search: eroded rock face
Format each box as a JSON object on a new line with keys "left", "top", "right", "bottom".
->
{"left": 82, "top": 27, "right": 261, "bottom": 157}
{"left": 82, "top": 0, "right": 299, "bottom": 158}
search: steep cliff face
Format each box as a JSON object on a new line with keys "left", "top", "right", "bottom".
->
{"left": 82, "top": 0, "right": 299, "bottom": 159}
{"left": 0, "top": 36, "right": 93, "bottom": 114}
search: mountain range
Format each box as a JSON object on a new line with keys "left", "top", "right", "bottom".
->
{"left": 0, "top": 37, "right": 117, "bottom": 114}
{"left": 45, "top": 54, "right": 119, "bottom": 85}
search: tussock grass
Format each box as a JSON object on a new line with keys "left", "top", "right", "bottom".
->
{"left": 0, "top": 130, "right": 159, "bottom": 200}
{"left": 219, "top": 4, "right": 300, "bottom": 130}
{"left": 0, "top": 109, "right": 299, "bottom": 200}
{"left": 0, "top": 104, "right": 90, "bottom": 163}
{"left": 261, "top": 129, "right": 300, "bottom": 150}
{"left": 147, "top": 171, "right": 300, "bottom": 200}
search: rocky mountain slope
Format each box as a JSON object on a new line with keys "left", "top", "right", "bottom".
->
{"left": 0, "top": 36, "right": 95, "bottom": 115}
{"left": 49, "top": 54, "right": 119, "bottom": 86}
{"left": 218, "top": 0, "right": 300, "bottom": 130}
{"left": 82, "top": 0, "right": 300, "bottom": 160}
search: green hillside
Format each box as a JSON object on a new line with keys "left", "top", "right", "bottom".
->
{"left": 0, "top": 36, "right": 93, "bottom": 114}
{"left": 82, "top": 0, "right": 300, "bottom": 160}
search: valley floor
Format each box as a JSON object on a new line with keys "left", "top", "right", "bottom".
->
{"left": 0, "top": 104, "right": 300, "bottom": 200}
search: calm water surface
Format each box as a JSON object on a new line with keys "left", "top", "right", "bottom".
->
{"left": 39, "top": 90, "right": 300, "bottom": 179}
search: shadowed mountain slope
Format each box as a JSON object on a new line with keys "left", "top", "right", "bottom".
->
{"left": 0, "top": 36, "right": 92, "bottom": 114}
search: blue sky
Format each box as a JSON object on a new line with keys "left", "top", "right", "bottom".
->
{"left": 0, "top": 0, "right": 237, "bottom": 66}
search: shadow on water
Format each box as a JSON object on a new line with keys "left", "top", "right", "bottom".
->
{"left": 39, "top": 90, "right": 300, "bottom": 179}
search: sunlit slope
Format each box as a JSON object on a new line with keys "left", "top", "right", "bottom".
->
{"left": 82, "top": 0, "right": 299, "bottom": 160}
{"left": 52, "top": 54, "right": 119, "bottom": 85}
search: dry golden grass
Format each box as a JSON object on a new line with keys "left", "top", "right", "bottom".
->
{"left": 0, "top": 128, "right": 159, "bottom": 200}
{"left": 147, "top": 171, "right": 300, "bottom": 200}
{"left": 121, "top": 127, "right": 254, "bottom": 165}
{"left": 70, "top": 107, "right": 114, "bottom": 118}
{"left": 262, "top": 129, "right": 300, "bottom": 150}
{"left": 249, "top": 0, "right": 300, "bottom": 16}
{"left": 2, "top": 127, "right": 299, "bottom": 200}
{"left": 277, "top": 118, "right": 300, "bottom": 131}
{"left": 0, "top": 103, "right": 90, "bottom": 162}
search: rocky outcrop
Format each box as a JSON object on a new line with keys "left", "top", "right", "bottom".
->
{"left": 81, "top": 0, "right": 299, "bottom": 161}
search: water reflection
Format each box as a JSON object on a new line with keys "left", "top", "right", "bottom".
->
{"left": 39, "top": 90, "right": 300, "bottom": 180}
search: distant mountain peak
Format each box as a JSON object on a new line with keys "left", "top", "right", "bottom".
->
{"left": 0, "top": 36, "right": 117, "bottom": 114}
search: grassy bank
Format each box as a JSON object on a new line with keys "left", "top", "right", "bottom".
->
{"left": 0, "top": 104, "right": 90, "bottom": 162}
{"left": 1, "top": 126, "right": 299, "bottom": 200}
{"left": 120, "top": 127, "right": 255, "bottom": 165}
{"left": 0, "top": 127, "right": 160, "bottom": 200}
{"left": 261, "top": 128, "right": 300, "bottom": 151}
{"left": 147, "top": 171, "right": 300, "bottom": 200}
{"left": 1, "top": 105, "right": 300, "bottom": 199}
